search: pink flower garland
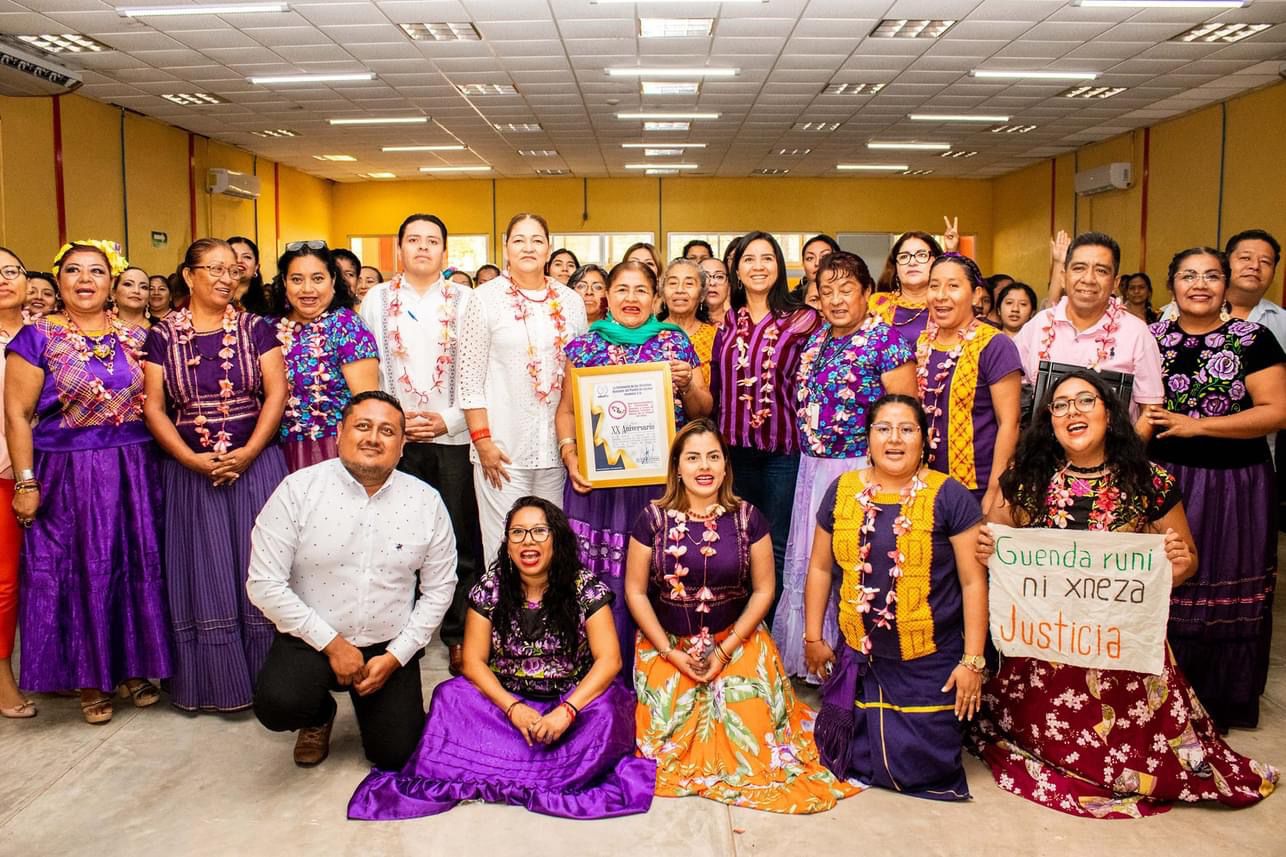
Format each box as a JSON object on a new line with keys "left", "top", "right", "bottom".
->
{"left": 915, "top": 316, "right": 981, "bottom": 457}
{"left": 387, "top": 274, "right": 457, "bottom": 408}
{"left": 1039, "top": 296, "right": 1124, "bottom": 371}
{"left": 732, "top": 308, "right": 781, "bottom": 429}
{"left": 276, "top": 316, "right": 331, "bottom": 440}
{"left": 795, "top": 317, "right": 877, "bottom": 456}
{"left": 172, "top": 304, "right": 238, "bottom": 453}
{"left": 664, "top": 506, "right": 725, "bottom": 660}
{"left": 851, "top": 471, "right": 927, "bottom": 654}
{"left": 57, "top": 310, "right": 147, "bottom": 425}
{"left": 509, "top": 279, "right": 569, "bottom": 404}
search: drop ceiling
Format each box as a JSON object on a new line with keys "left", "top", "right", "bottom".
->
{"left": 5, "top": 0, "right": 1285, "bottom": 181}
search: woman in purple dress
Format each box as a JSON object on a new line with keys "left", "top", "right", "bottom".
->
{"left": 349, "top": 496, "right": 655, "bottom": 820}
{"left": 5, "top": 240, "right": 171, "bottom": 724}
{"left": 555, "top": 259, "right": 711, "bottom": 665}
{"left": 142, "top": 238, "right": 288, "bottom": 712}
{"left": 1147, "top": 246, "right": 1286, "bottom": 730}
{"left": 269, "top": 241, "right": 379, "bottom": 471}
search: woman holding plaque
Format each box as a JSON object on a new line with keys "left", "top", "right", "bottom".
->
{"left": 1147, "top": 247, "right": 1286, "bottom": 732}
{"left": 972, "top": 369, "right": 1278, "bottom": 818}
{"left": 804, "top": 394, "right": 987, "bottom": 800}
{"left": 556, "top": 260, "right": 710, "bottom": 665}
{"left": 625, "top": 419, "right": 858, "bottom": 813}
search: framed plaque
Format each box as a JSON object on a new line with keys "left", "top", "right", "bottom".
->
{"left": 570, "top": 361, "right": 676, "bottom": 489}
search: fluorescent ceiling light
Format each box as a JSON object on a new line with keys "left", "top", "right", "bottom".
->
{"left": 644, "top": 121, "right": 689, "bottom": 131}
{"left": 940, "top": 150, "right": 979, "bottom": 158}
{"left": 639, "top": 18, "right": 713, "bottom": 37}
{"left": 313, "top": 154, "right": 356, "bottom": 162}
{"left": 1062, "top": 85, "right": 1127, "bottom": 99}
{"left": 626, "top": 163, "right": 698, "bottom": 170}
{"left": 867, "top": 141, "right": 951, "bottom": 151}
{"left": 118, "top": 2, "right": 288, "bottom": 16}
{"left": 518, "top": 149, "right": 558, "bottom": 156}
{"left": 594, "top": 0, "right": 762, "bottom": 3}
{"left": 870, "top": 19, "right": 955, "bottom": 39}
{"left": 400, "top": 22, "right": 482, "bottom": 41}
{"left": 536, "top": 169, "right": 569, "bottom": 176}
{"left": 617, "top": 111, "right": 719, "bottom": 120}
{"left": 778, "top": 148, "right": 812, "bottom": 156}
{"left": 494, "top": 123, "right": 542, "bottom": 132}
{"left": 250, "top": 72, "right": 375, "bottom": 85}
{"left": 16, "top": 34, "right": 108, "bottom": 53}
{"left": 1173, "top": 22, "right": 1272, "bottom": 43}
{"left": 643, "top": 148, "right": 686, "bottom": 157}
{"left": 621, "top": 143, "right": 705, "bottom": 149}
{"left": 991, "top": 124, "right": 1038, "bottom": 133}
{"left": 971, "top": 69, "right": 1098, "bottom": 81}
{"left": 1073, "top": 1, "right": 1245, "bottom": 7}
{"left": 902, "top": 169, "right": 935, "bottom": 176}
{"left": 362, "top": 172, "right": 397, "bottom": 179}
{"left": 837, "top": 164, "right": 910, "bottom": 171}
{"left": 642, "top": 81, "right": 700, "bottom": 96}
{"left": 328, "top": 116, "right": 427, "bottom": 126}
{"left": 419, "top": 166, "right": 492, "bottom": 173}
{"left": 252, "top": 128, "right": 298, "bottom": 138}
{"left": 792, "top": 122, "right": 839, "bottom": 132}
{"left": 382, "top": 144, "right": 466, "bottom": 152}
{"left": 458, "top": 83, "right": 517, "bottom": 95}
{"left": 161, "top": 92, "right": 227, "bottom": 105}
{"left": 608, "top": 67, "right": 736, "bottom": 78}
{"left": 822, "top": 83, "right": 884, "bottom": 95}
{"left": 754, "top": 168, "right": 790, "bottom": 175}
{"left": 909, "top": 113, "right": 1010, "bottom": 122}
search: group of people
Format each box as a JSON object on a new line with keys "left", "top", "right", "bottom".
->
{"left": 0, "top": 212, "right": 1282, "bottom": 823}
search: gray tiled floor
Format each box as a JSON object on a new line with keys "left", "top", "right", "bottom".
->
{"left": 5, "top": 546, "right": 1286, "bottom": 856}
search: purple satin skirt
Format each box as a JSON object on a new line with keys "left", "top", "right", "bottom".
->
{"left": 19, "top": 442, "right": 173, "bottom": 692}
{"left": 348, "top": 676, "right": 656, "bottom": 820}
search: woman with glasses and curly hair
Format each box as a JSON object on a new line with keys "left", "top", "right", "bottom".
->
{"left": 349, "top": 495, "right": 655, "bottom": 820}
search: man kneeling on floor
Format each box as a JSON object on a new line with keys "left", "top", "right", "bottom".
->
{"left": 247, "top": 390, "right": 458, "bottom": 768}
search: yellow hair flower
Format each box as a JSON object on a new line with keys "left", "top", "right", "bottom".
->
{"left": 52, "top": 240, "right": 130, "bottom": 278}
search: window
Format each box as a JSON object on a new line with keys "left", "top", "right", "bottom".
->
{"left": 348, "top": 234, "right": 490, "bottom": 278}
{"left": 549, "top": 232, "right": 655, "bottom": 268}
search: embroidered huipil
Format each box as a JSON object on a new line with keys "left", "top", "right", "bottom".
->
{"left": 276, "top": 308, "right": 378, "bottom": 444}
{"left": 868, "top": 292, "right": 930, "bottom": 347}
{"left": 710, "top": 306, "right": 819, "bottom": 454}
{"left": 457, "top": 275, "right": 589, "bottom": 468}
{"left": 359, "top": 277, "right": 471, "bottom": 446}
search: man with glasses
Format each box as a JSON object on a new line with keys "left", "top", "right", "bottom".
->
{"left": 1014, "top": 232, "right": 1164, "bottom": 433}
{"left": 248, "top": 391, "right": 457, "bottom": 769}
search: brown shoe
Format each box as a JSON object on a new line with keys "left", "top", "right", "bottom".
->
{"left": 293, "top": 712, "right": 334, "bottom": 767}
{"left": 448, "top": 644, "right": 464, "bottom": 677}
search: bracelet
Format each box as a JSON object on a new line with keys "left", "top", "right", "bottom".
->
{"left": 658, "top": 647, "right": 674, "bottom": 661}
{"left": 959, "top": 654, "right": 987, "bottom": 674}
{"left": 17, "top": 468, "right": 33, "bottom": 482}
{"left": 803, "top": 636, "right": 822, "bottom": 644}
{"left": 14, "top": 480, "right": 39, "bottom": 494}
{"left": 560, "top": 700, "right": 579, "bottom": 720}
{"left": 727, "top": 627, "right": 743, "bottom": 644}
{"left": 557, "top": 436, "right": 576, "bottom": 450}
{"left": 505, "top": 699, "right": 522, "bottom": 718}
{"left": 470, "top": 428, "right": 492, "bottom": 443}
{"left": 713, "top": 645, "right": 731, "bottom": 665}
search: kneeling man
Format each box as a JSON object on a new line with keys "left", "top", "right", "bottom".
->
{"left": 248, "top": 390, "right": 457, "bottom": 768}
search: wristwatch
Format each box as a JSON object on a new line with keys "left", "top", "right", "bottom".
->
{"left": 959, "top": 654, "right": 987, "bottom": 672}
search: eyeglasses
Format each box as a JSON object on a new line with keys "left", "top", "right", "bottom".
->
{"left": 705, "top": 272, "right": 728, "bottom": 283}
{"left": 1175, "top": 270, "right": 1225, "bottom": 287}
{"left": 0, "top": 266, "right": 25, "bottom": 280}
{"left": 507, "top": 525, "right": 552, "bottom": 543}
{"left": 575, "top": 281, "right": 607, "bottom": 294}
{"left": 285, "top": 240, "right": 328, "bottom": 252}
{"left": 190, "top": 264, "right": 235, "bottom": 279}
{"left": 870, "top": 422, "right": 921, "bottom": 440}
{"left": 895, "top": 249, "right": 932, "bottom": 265}
{"left": 1048, "top": 393, "right": 1100, "bottom": 417}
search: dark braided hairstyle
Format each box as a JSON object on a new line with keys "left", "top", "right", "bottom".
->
{"left": 488, "top": 496, "right": 584, "bottom": 654}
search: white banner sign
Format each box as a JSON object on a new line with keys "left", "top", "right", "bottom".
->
{"left": 988, "top": 524, "right": 1172, "bottom": 675}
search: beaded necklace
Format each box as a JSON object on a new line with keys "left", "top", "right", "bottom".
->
{"left": 915, "top": 316, "right": 981, "bottom": 457}
{"left": 53, "top": 311, "right": 146, "bottom": 425}
{"left": 663, "top": 504, "right": 726, "bottom": 660}
{"left": 508, "top": 278, "right": 569, "bottom": 404}
{"left": 171, "top": 304, "right": 239, "bottom": 453}
{"left": 1039, "top": 297, "right": 1124, "bottom": 371}
{"left": 849, "top": 469, "right": 928, "bottom": 654}
{"left": 387, "top": 274, "right": 457, "bottom": 407}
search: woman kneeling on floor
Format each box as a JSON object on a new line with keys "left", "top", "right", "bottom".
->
{"left": 348, "top": 496, "right": 656, "bottom": 820}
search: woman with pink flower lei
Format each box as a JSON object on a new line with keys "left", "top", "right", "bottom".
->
{"left": 142, "top": 238, "right": 288, "bottom": 712}
{"left": 805, "top": 394, "right": 987, "bottom": 800}
{"left": 626, "top": 419, "right": 857, "bottom": 813}
{"left": 773, "top": 251, "right": 915, "bottom": 681}
{"left": 6, "top": 240, "right": 172, "bottom": 724}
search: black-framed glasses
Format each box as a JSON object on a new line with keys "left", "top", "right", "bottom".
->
{"left": 285, "top": 240, "right": 328, "bottom": 252}
{"left": 895, "top": 249, "right": 932, "bottom": 265}
{"left": 507, "top": 525, "right": 552, "bottom": 543}
{"left": 0, "top": 266, "right": 25, "bottom": 280}
{"left": 1048, "top": 393, "right": 1100, "bottom": 417}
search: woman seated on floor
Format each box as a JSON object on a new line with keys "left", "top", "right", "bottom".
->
{"left": 347, "top": 496, "right": 656, "bottom": 820}
{"left": 971, "top": 368, "right": 1279, "bottom": 818}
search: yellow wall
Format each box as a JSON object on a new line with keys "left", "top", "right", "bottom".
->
{"left": 1222, "top": 82, "right": 1286, "bottom": 287}
{"left": 0, "top": 95, "right": 56, "bottom": 270}
{"left": 124, "top": 114, "right": 189, "bottom": 276}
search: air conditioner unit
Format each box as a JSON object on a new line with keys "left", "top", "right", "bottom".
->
{"left": 0, "top": 42, "right": 82, "bottom": 97}
{"left": 206, "top": 168, "right": 261, "bottom": 200}
{"left": 1074, "top": 162, "right": 1132, "bottom": 196}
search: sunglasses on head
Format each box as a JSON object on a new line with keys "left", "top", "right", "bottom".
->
{"left": 285, "top": 240, "right": 328, "bottom": 252}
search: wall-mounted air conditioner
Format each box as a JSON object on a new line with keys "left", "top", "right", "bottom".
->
{"left": 0, "top": 42, "right": 82, "bottom": 97}
{"left": 1074, "top": 162, "right": 1132, "bottom": 196}
{"left": 207, "top": 168, "right": 261, "bottom": 200}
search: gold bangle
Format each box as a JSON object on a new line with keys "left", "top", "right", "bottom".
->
{"left": 557, "top": 436, "right": 576, "bottom": 450}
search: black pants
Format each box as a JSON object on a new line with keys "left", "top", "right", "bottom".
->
{"left": 397, "top": 442, "right": 483, "bottom": 646}
{"left": 253, "top": 634, "right": 425, "bottom": 771}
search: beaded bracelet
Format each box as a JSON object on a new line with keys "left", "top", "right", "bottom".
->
{"left": 560, "top": 700, "right": 578, "bottom": 720}
{"left": 505, "top": 699, "right": 522, "bottom": 718}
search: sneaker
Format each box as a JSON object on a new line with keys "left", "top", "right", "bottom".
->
{"left": 293, "top": 712, "right": 335, "bottom": 767}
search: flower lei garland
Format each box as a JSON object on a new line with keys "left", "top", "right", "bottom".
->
{"left": 732, "top": 307, "right": 781, "bottom": 428}
{"left": 57, "top": 310, "right": 146, "bottom": 425}
{"left": 387, "top": 274, "right": 457, "bottom": 407}
{"left": 1040, "top": 296, "right": 1124, "bottom": 371}
{"left": 1045, "top": 466, "right": 1122, "bottom": 531}
{"left": 172, "top": 304, "right": 239, "bottom": 453}
{"left": 795, "top": 317, "right": 877, "bottom": 455}
{"left": 915, "top": 316, "right": 981, "bottom": 457}
{"left": 275, "top": 315, "right": 331, "bottom": 440}
{"left": 663, "top": 505, "right": 726, "bottom": 659}
{"left": 509, "top": 278, "right": 569, "bottom": 404}
{"left": 849, "top": 471, "right": 928, "bottom": 654}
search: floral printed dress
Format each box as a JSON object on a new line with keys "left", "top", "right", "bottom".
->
{"left": 971, "top": 465, "right": 1279, "bottom": 818}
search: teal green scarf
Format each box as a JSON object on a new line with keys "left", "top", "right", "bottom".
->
{"left": 589, "top": 314, "right": 684, "bottom": 347}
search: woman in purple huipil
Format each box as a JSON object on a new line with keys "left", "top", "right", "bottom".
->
{"left": 142, "top": 238, "right": 288, "bottom": 712}
{"left": 349, "top": 496, "right": 655, "bottom": 820}
{"left": 5, "top": 240, "right": 172, "bottom": 725}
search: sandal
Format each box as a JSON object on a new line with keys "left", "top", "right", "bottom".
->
{"left": 119, "top": 679, "right": 160, "bottom": 708}
{"left": 1, "top": 699, "right": 36, "bottom": 719}
{"left": 80, "top": 694, "right": 113, "bottom": 725}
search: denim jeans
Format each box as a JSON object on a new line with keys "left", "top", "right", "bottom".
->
{"left": 728, "top": 445, "right": 800, "bottom": 624}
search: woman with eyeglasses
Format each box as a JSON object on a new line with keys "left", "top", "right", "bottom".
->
{"left": 269, "top": 242, "right": 379, "bottom": 471}
{"left": 699, "top": 257, "right": 730, "bottom": 324}
{"left": 804, "top": 394, "right": 986, "bottom": 800}
{"left": 972, "top": 369, "right": 1278, "bottom": 817}
{"left": 349, "top": 496, "right": 655, "bottom": 820}
{"left": 871, "top": 231, "right": 945, "bottom": 347}
{"left": 1146, "top": 247, "right": 1286, "bottom": 732}
{"left": 568, "top": 264, "right": 608, "bottom": 324}
{"left": 659, "top": 257, "right": 715, "bottom": 382}
{"left": 7, "top": 241, "right": 171, "bottom": 724}
{"left": 773, "top": 252, "right": 916, "bottom": 681}
{"left": 0, "top": 249, "right": 28, "bottom": 718}
{"left": 229, "top": 235, "right": 271, "bottom": 316}
{"left": 546, "top": 248, "right": 580, "bottom": 285}
{"left": 918, "top": 254, "right": 1022, "bottom": 514}
{"left": 112, "top": 267, "right": 151, "bottom": 329}
{"left": 142, "top": 238, "right": 289, "bottom": 713}
{"left": 626, "top": 420, "right": 857, "bottom": 813}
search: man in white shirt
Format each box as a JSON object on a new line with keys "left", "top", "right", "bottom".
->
{"left": 248, "top": 391, "right": 457, "bottom": 769}
{"left": 1224, "top": 230, "right": 1286, "bottom": 350}
{"left": 359, "top": 213, "right": 481, "bottom": 678}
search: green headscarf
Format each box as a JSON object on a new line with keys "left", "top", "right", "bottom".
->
{"left": 589, "top": 313, "right": 684, "bottom": 347}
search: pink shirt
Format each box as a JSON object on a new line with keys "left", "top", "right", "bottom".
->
{"left": 1014, "top": 297, "right": 1164, "bottom": 415}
